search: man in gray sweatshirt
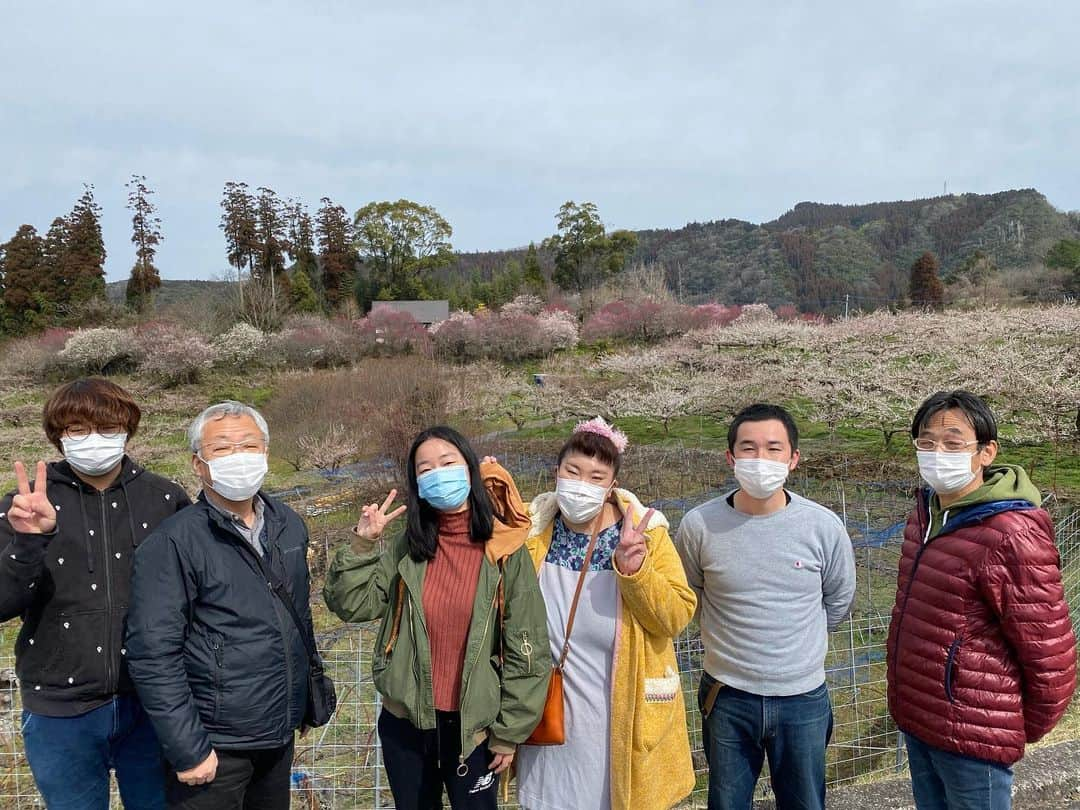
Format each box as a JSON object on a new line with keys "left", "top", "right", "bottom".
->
{"left": 674, "top": 403, "right": 856, "bottom": 810}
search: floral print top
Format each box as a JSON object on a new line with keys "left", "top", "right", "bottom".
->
{"left": 545, "top": 514, "right": 622, "bottom": 573}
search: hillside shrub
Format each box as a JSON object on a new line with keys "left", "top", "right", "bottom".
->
{"left": 0, "top": 328, "right": 72, "bottom": 380}
{"left": 212, "top": 323, "right": 269, "bottom": 368}
{"left": 58, "top": 328, "right": 140, "bottom": 376}
{"left": 431, "top": 309, "right": 577, "bottom": 361}
{"left": 353, "top": 309, "right": 432, "bottom": 356}
{"left": 135, "top": 322, "right": 216, "bottom": 387}
{"left": 265, "top": 316, "right": 360, "bottom": 369}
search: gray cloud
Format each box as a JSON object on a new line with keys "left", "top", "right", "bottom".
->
{"left": 1, "top": 0, "right": 1078, "bottom": 281}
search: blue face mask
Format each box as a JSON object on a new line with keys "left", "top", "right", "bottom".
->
{"left": 417, "top": 465, "right": 471, "bottom": 511}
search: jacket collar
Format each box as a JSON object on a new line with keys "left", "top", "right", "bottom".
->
{"left": 920, "top": 486, "right": 1037, "bottom": 541}
{"left": 938, "top": 497, "right": 1036, "bottom": 536}
{"left": 197, "top": 490, "right": 285, "bottom": 543}
{"left": 528, "top": 487, "right": 668, "bottom": 538}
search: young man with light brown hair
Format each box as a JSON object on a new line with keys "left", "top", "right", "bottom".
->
{"left": 0, "top": 378, "right": 191, "bottom": 809}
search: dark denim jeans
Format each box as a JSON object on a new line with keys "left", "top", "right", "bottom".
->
{"left": 22, "top": 693, "right": 166, "bottom": 810}
{"left": 905, "top": 733, "right": 1013, "bottom": 810}
{"left": 698, "top": 674, "right": 833, "bottom": 810}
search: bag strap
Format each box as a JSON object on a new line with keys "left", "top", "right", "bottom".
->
{"left": 256, "top": 549, "right": 319, "bottom": 664}
{"left": 386, "top": 578, "right": 407, "bottom": 655}
{"left": 555, "top": 518, "right": 603, "bottom": 671}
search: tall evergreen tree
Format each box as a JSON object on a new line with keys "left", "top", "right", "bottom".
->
{"left": 40, "top": 216, "right": 71, "bottom": 311}
{"left": 1, "top": 225, "right": 46, "bottom": 331}
{"left": 909, "top": 251, "right": 944, "bottom": 310}
{"left": 125, "top": 174, "right": 163, "bottom": 312}
{"left": 522, "top": 242, "right": 546, "bottom": 296}
{"left": 220, "top": 182, "right": 258, "bottom": 306}
{"left": 62, "top": 185, "right": 107, "bottom": 305}
{"left": 288, "top": 268, "right": 321, "bottom": 313}
{"left": 286, "top": 200, "right": 319, "bottom": 291}
{"left": 316, "top": 197, "right": 355, "bottom": 311}
{"left": 254, "top": 186, "right": 288, "bottom": 311}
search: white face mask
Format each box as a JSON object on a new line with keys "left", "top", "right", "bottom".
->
{"left": 556, "top": 477, "right": 610, "bottom": 525}
{"left": 917, "top": 451, "right": 977, "bottom": 495}
{"left": 62, "top": 432, "right": 127, "bottom": 476}
{"left": 201, "top": 452, "right": 268, "bottom": 502}
{"left": 733, "top": 458, "right": 790, "bottom": 500}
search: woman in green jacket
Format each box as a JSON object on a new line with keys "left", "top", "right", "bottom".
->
{"left": 324, "top": 426, "right": 550, "bottom": 810}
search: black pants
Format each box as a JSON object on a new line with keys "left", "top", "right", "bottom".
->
{"left": 165, "top": 739, "right": 294, "bottom": 810}
{"left": 378, "top": 709, "right": 498, "bottom": 810}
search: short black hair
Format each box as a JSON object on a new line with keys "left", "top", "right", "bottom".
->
{"left": 556, "top": 429, "right": 622, "bottom": 478}
{"left": 911, "top": 391, "right": 997, "bottom": 445}
{"left": 404, "top": 426, "right": 495, "bottom": 562}
{"left": 727, "top": 403, "right": 799, "bottom": 452}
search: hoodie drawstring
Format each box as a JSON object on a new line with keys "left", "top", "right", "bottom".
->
{"left": 118, "top": 477, "right": 138, "bottom": 548}
{"left": 76, "top": 488, "right": 94, "bottom": 574}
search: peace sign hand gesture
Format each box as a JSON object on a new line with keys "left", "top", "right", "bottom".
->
{"left": 7, "top": 461, "right": 57, "bottom": 536}
{"left": 351, "top": 489, "right": 406, "bottom": 551}
{"left": 614, "top": 507, "right": 654, "bottom": 576}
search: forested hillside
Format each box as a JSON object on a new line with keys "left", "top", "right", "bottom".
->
{"left": 454, "top": 189, "right": 1080, "bottom": 310}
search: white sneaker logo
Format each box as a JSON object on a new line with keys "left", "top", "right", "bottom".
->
{"left": 469, "top": 771, "right": 495, "bottom": 794}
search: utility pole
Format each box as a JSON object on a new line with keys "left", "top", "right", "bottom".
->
{"left": 844, "top": 293, "right": 850, "bottom": 318}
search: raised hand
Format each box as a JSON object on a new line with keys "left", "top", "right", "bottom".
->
{"left": 614, "top": 507, "right": 654, "bottom": 576}
{"left": 6, "top": 461, "right": 56, "bottom": 535}
{"left": 351, "top": 489, "right": 406, "bottom": 546}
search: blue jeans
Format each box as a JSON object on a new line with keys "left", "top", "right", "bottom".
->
{"left": 22, "top": 693, "right": 166, "bottom": 810}
{"left": 905, "top": 733, "right": 1013, "bottom": 810}
{"left": 699, "top": 674, "right": 833, "bottom": 810}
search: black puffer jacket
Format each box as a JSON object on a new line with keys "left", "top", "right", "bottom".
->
{"left": 0, "top": 458, "right": 190, "bottom": 716}
{"left": 125, "top": 492, "right": 313, "bottom": 771}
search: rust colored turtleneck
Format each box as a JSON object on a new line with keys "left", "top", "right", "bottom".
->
{"left": 421, "top": 509, "right": 486, "bottom": 711}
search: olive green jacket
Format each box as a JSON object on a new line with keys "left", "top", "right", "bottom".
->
{"left": 324, "top": 529, "right": 550, "bottom": 762}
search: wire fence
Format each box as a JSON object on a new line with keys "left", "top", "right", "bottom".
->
{"left": 0, "top": 458, "right": 1076, "bottom": 808}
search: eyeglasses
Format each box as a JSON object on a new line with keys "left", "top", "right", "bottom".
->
{"left": 64, "top": 425, "right": 125, "bottom": 440}
{"left": 912, "top": 438, "right": 980, "bottom": 453}
{"left": 200, "top": 440, "right": 266, "bottom": 459}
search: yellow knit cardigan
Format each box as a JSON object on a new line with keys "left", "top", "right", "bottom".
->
{"left": 524, "top": 489, "right": 697, "bottom": 810}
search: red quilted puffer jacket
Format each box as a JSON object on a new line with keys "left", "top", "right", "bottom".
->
{"left": 886, "top": 490, "right": 1076, "bottom": 765}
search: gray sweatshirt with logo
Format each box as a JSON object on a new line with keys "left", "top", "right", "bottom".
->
{"left": 674, "top": 490, "right": 856, "bottom": 696}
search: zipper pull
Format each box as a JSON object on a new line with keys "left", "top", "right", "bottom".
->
{"left": 520, "top": 631, "right": 533, "bottom": 674}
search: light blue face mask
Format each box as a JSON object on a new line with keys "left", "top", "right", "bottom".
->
{"left": 417, "top": 465, "right": 471, "bottom": 511}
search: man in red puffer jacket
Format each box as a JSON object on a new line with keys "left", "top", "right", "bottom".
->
{"left": 887, "top": 390, "right": 1076, "bottom": 810}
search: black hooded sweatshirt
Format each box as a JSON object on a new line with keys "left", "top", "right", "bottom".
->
{"left": 0, "top": 457, "right": 190, "bottom": 715}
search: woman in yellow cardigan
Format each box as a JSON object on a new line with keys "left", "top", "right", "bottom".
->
{"left": 515, "top": 417, "right": 697, "bottom": 810}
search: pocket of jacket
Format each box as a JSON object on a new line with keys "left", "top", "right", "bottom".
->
{"left": 944, "top": 637, "right": 961, "bottom": 704}
{"left": 634, "top": 666, "right": 682, "bottom": 752}
{"left": 210, "top": 633, "right": 225, "bottom": 721}
{"left": 55, "top": 609, "right": 108, "bottom": 689}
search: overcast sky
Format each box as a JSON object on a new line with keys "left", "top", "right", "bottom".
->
{"left": 2, "top": 0, "right": 1078, "bottom": 282}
